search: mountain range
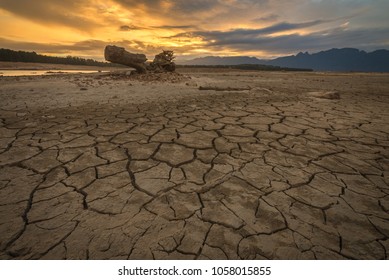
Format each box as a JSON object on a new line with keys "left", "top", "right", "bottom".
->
{"left": 179, "top": 48, "right": 389, "bottom": 72}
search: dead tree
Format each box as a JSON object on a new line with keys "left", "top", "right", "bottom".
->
{"left": 149, "top": 50, "right": 176, "bottom": 72}
{"left": 104, "top": 45, "right": 176, "bottom": 74}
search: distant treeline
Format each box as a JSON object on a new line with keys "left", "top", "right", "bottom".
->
{"left": 176, "top": 64, "right": 313, "bottom": 72}
{"left": 0, "top": 48, "right": 117, "bottom": 67}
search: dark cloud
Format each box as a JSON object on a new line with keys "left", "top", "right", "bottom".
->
{"left": 172, "top": 20, "right": 329, "bottom": 39}
{"left": 0, "top": 0, "right": 99, "bottom": 30}
{"left": 119, "top": 25, "right": 132, "bottom": 31}
{"left": 119, "top": 24, "right": 193, "bottom": 32}
{"left": 118, "top": 25, "right": 144, "bottom": 31}
{"left": 169, "top": 0, "right": 220, "bottom": 13}
{"left": 113, "top": 0, "right": 218, "bottom": 13}
{"left": 113, "top": 0, "right": 161, "bottom": 7}
{"left": 152, "top": 25, "right": 195, "bottom": 29}
{"left": 195, "top": 26, "right": 389, "bottom": 55}
{"left": 112, "top": 0, "right": 269, "bottom": 24}
{"left": 252, "top": 14, "right": 279, "bottom": 22}
{"left": 239, "top": 20, "right": 329, "bottom": 35}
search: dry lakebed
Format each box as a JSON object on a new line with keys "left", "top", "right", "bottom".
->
{"left": 0, "top": 68, "right": 388, "bottom": 260}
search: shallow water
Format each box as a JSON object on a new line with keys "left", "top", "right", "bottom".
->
{"left": 0, "top": 69, "right": 106, "bottom": 77}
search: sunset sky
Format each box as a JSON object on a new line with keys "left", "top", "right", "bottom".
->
{"left": 0, "top": 0, "right": 388, "bottom": 61}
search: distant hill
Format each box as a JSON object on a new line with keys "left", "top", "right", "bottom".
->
{"left": 181, "top": 56, "right": 263, "bottom": 65}
{"left": 0, "top": 48, "right": 115, "bottom": 67}
{"left": 270, "top": 48, "right": 389, "bottom": 72}
{"left": 180, "top": 48, "right": 389, "bottom": 72}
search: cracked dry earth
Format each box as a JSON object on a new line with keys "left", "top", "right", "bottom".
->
{"left": 0, "top": 70, "right": 389, "bottom": 260}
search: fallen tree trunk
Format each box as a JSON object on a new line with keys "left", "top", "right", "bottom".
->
{"left": 104, "top": 45, "right": 147, "bottom": 73}
{"left": 198, "top": 86, "right": 252, "bottom": 91}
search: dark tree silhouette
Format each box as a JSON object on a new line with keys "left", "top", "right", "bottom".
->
{"left": 0, "top": 48, "right": 117, "bottom": 67}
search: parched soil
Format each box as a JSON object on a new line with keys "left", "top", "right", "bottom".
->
{"left": 0, "top": 70, "right": 388, "bottom": 260}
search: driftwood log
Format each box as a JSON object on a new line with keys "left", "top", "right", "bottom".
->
{"left": 104, "top": 45, "right": 147, "bottom": 73}
{"left": 104, "top": 45, "right": 176, "bottom": 73}
{"left": 198, "top": 86, "right": 251, "bottom": 91}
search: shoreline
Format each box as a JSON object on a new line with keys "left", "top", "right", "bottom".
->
{"left": 0, "top": 61, "right": 124, "bottom": 71}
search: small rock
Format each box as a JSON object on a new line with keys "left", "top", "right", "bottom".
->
{"left": 186, "top": 81, "right": 198, "bottom": 87}
{"left": 80, "top": 87, "right": 88, "bottom": 91}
